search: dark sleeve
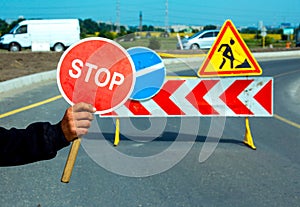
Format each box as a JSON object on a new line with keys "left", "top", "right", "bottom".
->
{"left": 0, "top": 122, "right": 70, "bottom": 166}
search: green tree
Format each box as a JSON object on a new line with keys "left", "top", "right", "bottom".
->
{"left": 148, "top": 25, "right": 154, "bottom": 31}
{"left": 142, "top": 25, "right": 148, "bottom": 31}
{"left": 5, "top": 18, "right": 25, "bottom": 34}
{"left": 128, "top": 26, "right": 138, "bottom": 33}
{"left": 117, "top": 25, "right": 127, "bottom": 37}
{"left": 82, "top": 18, "right": 99, "bottom": 34}
{"left": 98, "top": 31, "right": 116, "bottom": 40}
{"left": 240, "top": 27, "right": 257, "bottom": 34}
{"left": 0, "top": 19, "right": 8, "bottom": 35}
{"left": 99, "top": 22, "right": 113, "bottom": 32}
{"left": 203, "top": 25, "right": 217, "bottom": 30}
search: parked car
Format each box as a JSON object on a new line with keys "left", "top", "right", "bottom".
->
{"left": 296, "top": 29, "right": 300, "bottom": 47}
{"left": 177, "top": 30, "right": 219, "bottom": 50}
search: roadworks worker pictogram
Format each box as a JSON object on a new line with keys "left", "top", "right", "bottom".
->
{"left": 218, "top": 38, "right": 251, "bottom": 70}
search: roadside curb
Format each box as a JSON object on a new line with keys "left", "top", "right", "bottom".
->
{"left": 253, "top": 50, "right": 300, "bottom": 59}
{"left": 1, "top": 50, "right": 299, "bottom": 94}
{"left": 0, "top": 70, "right": 56, "bottom": 94}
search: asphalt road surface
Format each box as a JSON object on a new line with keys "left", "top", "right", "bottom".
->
{"left": 0, "top": 57, "right": 299, "bottom": 207}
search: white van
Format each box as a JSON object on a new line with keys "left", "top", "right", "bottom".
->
{"left": 177, "top": 30, "right": 219, "bottom": 50}
{"left": 0, "top": 19, "right": 80, "bottom": 52}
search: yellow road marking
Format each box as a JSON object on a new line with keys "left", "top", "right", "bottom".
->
{"left": 158, "top": 52, "right": 206, "bottom": 58}
{"left": 0, "top": 95, "right": 62, "bottom": 119}
{"left": 273, "top": 69, "right": 300, "bottom": 129}
{"left": 166, "top": 75, "right": 197, "bottom": 79}
{"left": 274, "top": 114, "right": 300, "bottom": 129}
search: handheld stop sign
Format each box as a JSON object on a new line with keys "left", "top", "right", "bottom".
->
{"left": 57, "top": 37, "right": 136, "bottom": 183}
{"left": 57, "top": 37, "right": 136, "bottom": 114}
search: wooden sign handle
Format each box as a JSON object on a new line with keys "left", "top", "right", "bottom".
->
{"left": 61, "top": 138, "right": 81, "bottom": 183}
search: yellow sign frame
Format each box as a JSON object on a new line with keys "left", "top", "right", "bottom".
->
{"left": 198, "top": 20, "right": 262, "bottom": 77}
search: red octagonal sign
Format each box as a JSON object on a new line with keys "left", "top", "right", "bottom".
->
{"left": 57, "top": 37, "right": 136, "bottom": 114}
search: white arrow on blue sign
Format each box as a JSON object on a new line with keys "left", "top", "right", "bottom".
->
{"left": 127, "top": 47, "right": 166, "bottom": 101}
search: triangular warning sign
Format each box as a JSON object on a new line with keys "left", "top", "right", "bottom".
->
{"left": 198, "top": 20, "right": 263, "bottom": 77}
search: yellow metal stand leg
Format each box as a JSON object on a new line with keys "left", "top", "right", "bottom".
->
{"left": 114, "top": 118, "right": 120, "bottom": 146}
{"left": 243, "top": 117, "right": 256, "bottom": 150}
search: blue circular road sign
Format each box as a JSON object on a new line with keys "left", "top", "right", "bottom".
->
{"left": 127, "top": 47, "right": 166, "bottom": 101}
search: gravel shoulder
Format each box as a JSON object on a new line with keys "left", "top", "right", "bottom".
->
{"left": 0, "top": 51, "right": 62, "bottom": 82}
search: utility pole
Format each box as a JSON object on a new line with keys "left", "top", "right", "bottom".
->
{"left": 165, "top": 0, "right": 169, "bottom": 34}
{"left": 116, "top": 0, "right": 120, "bottom": 33}
{"left": 139, "top": 11, "right": 143, "bottom": 32}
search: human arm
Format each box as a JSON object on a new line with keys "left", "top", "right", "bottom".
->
{"left": 0, "top": 102, "right": 95, "bottom": 166}
{"left": 0, "top": 122, "right": 68, "bottom": 166}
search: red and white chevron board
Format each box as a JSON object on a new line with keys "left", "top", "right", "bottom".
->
{"left": 100, "top": 77, "right": 273, "bottom": 117}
